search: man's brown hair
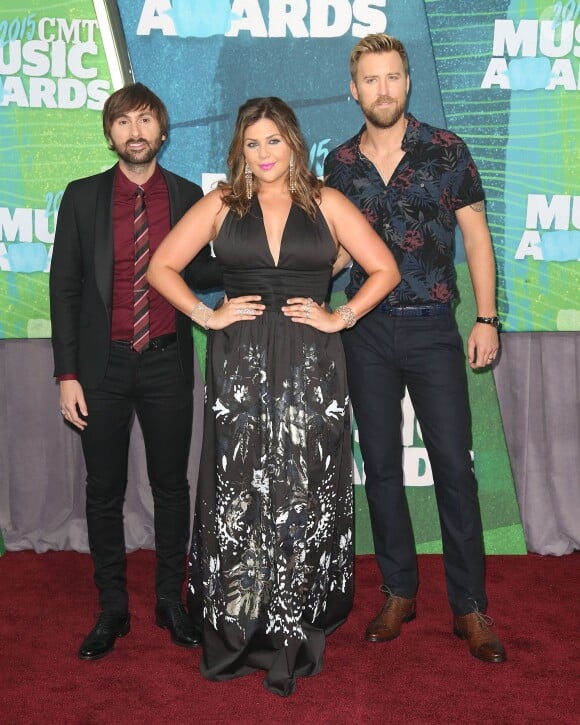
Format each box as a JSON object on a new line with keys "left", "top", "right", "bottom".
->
{"left": 102, "top": 83, "right": 169, "bottom": 147}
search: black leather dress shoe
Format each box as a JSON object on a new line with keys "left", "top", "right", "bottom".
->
{"left": 155, "top": 600, "right": 201, "bottom": 648}
{"left": 78, "top": 610, "right": 130, "bottom": 660}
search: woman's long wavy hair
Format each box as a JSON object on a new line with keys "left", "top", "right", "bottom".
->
{"left": 220, "top": 97, "right": 322, "bottom": 219}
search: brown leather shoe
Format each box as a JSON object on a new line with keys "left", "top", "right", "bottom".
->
{"left": 453, "top": 612, "right": 507, "bottom": 663}
{"left": 365, "top": 591, "right": 416, "bottom": 643}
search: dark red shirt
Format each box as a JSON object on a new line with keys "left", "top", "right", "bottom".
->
{"left": 57, "top": 164, "right": 176, "bottom": 382}
{"left": 111, "top": 164, "right": 176, "bottom": 340}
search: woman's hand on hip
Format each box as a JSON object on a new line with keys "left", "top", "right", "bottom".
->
{"left": 282, "top": 297, "right": 344, "bottom": 333}
{"left": 207, "top": 295, "right": 265, "bottom": 330}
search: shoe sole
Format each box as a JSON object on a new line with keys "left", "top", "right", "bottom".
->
{"left": 365, "top": 611, "right": 417, "bottom": 643}
{"left": 79, "top": 648, "right": 114, "bottom": 661}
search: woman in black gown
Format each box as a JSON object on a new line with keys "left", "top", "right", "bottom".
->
{"left": 148, "top": 97, "right": 400, "bottom": 696}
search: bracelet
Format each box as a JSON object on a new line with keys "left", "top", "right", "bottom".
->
{"left": 335, "top": 304, "right": 357, "bottom": 329}
{"left": 476, "top": 316, "right": 500, "bottom": 329}
{"left": 191, "top": 301, "right": 213, "bottom": 330}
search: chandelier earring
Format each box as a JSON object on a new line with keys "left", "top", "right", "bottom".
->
{"left": 244, "top": 161, "right": 253, "bottom": 200}
{"left": 288, "top": 153, "right": 296, "bottom": 193}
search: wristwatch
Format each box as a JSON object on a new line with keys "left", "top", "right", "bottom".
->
{"left": 476, "top": 316, "right": 501, "bottom": 329}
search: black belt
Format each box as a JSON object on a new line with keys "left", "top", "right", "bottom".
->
{"left": 379, "top": 303, "right": 451, "bottom": 317}
{"left": 112, "top": 333, "right": 177, "bottom": 352}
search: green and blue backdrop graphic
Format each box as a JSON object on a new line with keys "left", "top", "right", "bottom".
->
{"left": 0, "top": 0, "right": 119, "bottom": 338}
{"left": 7, "top": 0, "right": 568, "bottom": 554}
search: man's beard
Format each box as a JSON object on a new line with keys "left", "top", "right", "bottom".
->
{"left": 362, "top": 97, "right": 406, "bottom": 130}
{"left": 113, "top": 134, "right": 164, "bottom": 166}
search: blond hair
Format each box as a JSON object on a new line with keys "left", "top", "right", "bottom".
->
{"left": 349, "top": 34, "right": 409, "bottom": 80}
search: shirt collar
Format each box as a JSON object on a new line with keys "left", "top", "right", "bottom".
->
{"left": 114, "top": 163, "right": 164, "bottom": 199}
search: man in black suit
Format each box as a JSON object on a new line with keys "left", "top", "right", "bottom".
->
{"left": 50, "top": 83, "right": 220, "bottom": 660}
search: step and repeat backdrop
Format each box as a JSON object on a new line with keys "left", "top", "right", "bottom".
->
{"left": 5, "top": 0, "right": 578, "bottom": 553}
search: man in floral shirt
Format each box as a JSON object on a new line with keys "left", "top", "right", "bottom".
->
{"left": 324, "top": 33, "right": 506, "bottom": 663}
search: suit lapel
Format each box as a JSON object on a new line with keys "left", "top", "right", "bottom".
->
{"left": 94, "top": 166, "right": 116, "bottom": 309}
{"left": 160, "top": 167, "right": 181, "bottom": 226}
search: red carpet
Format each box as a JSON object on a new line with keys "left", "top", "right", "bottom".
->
{"left": 1, "top": 551, "right": 578, "bottom": 723}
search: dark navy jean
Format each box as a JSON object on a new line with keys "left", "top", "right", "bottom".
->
{"left": 342, "top": 308, "right": 487, "bottom": 615}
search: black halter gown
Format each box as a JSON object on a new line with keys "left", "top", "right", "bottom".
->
{"left": 188, "top": 196, "right": 354, "bottom": 696}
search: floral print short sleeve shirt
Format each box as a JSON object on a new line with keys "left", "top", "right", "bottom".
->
{"left": 324, "top": 114, "right": 485, "bottom": 306}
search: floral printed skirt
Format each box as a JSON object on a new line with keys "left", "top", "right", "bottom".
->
{"left": 188, "top": 310, "right": 354, "bottom": 696}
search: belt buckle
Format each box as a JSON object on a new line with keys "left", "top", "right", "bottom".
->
{"left": 146, "top": 333, "right": 176, "bottom": 352}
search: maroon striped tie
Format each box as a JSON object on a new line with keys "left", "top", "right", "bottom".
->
{"left": 133, "top": 186, "right": 150, "bottom": 352}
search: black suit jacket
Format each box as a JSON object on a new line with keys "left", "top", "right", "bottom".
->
{"left": 50, "top": 163, "right": 220, "bottom": 388}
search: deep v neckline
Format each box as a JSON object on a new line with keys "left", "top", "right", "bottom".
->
{"left": 255, "top": 196, "right": 293, "bottom": 268}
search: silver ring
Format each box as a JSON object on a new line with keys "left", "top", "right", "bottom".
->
{"left": 237, "top": 307, "right": 254, "bottom": 315}
{"left": 60, "top": 409, "right": 66, "bottom": 415}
